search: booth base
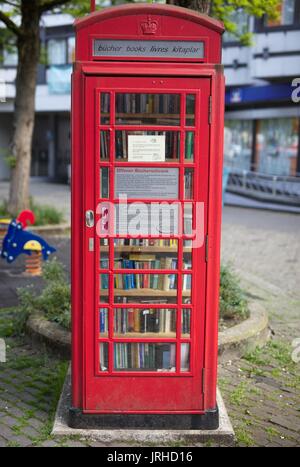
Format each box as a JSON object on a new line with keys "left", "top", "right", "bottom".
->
{"left": 69, "top": 408, "right": 219, "bottom": 430}
{"left": 52, "top": 371, "right": 235, "bottom": 445}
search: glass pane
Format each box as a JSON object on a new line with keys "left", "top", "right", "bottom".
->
{"left": 114, "top": 308, "right": 176, "bottom": 337}
{"left": 101, "top": 93, "right": 110, "bottom": 124}
{"left": 99, "top": 308, "right": 109, "bottom": 337}
{"left": 184, "top": 203, "right": 193, "bottom": 235}
{"left": 182, "top": 309, "right": 191, "bottom": 337}
{"left": 67, "top": 37, "right": 75, "bottom": 64}
{"left": 100, "top": 274, "right": 109, "bottom": 304}
{"left": 182, "top": 274, "right": 192, "bottom": 303}
{"left": 256, "top": 118, "right": 299, "bottom": 176}
{"left": 100, "top": 167, "right": 109, "bottom": 198}
{"left": 185, "top": 132, "right": 194, "bottom": 162}
{"left": 115, "top": 130, "right": 180, "bottom": 161}
{"left": 100, "top": 239, "right": 109, "bottom": 269}
{"left": 224, "top": 120, "right": 253, "bottom": 171}
{"left": 116, "top": 93, "right": 180, "bottom": 126}
{"left": 114, "top": 239, "right": 178, "bottom": 270}
{"left": 47, "top": 39, "right": 66, "bottom": 65}
{"left": 184, "top": 168, "right": 194, "bottom": 199}
{"left": 186, "top": 95, "right": 195, "bottom": 126}
{"left": 183, "top": 249, "right": 192, "bottom": 270}
{"left": 114, "top": 273, "right": 177, "bottom": 304}
{"left": 114, "top": 343, "right": 176, "bottom": 372}
{"left": 100, "top": 131, "right": 110, "bottom": 160}
{"left": 181, "top": 343, "right": 190, "bottom": 372}
{"left": 100, "top": 342, "right": 109, "bottom": 372}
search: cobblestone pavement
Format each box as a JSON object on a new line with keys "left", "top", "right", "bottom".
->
{"left": 219, "top": 207, "right": 300, "bottom": 447}
{"left": 0, "top": 206, "right": 299, "bottom": 447}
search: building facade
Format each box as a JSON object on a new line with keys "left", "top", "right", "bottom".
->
{"left": 0, "top": 1, "right": 300, "bottom": 182}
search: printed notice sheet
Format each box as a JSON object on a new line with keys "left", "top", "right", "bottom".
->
{"left": 115, "top": 167, "right": 179, "bottom": 199}
{"left": 128, "top": 135, "right": 166, "bottom": 162}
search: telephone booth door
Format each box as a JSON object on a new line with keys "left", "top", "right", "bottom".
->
{"left": 83, "top": 75, "right": 211, "bottom": 414}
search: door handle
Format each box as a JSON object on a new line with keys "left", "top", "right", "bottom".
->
{"left": 85, "top": 210, "right": 95, "bottom": 228}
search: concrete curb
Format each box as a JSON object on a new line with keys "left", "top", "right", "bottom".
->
{"left": 52, "top": 370, "right": 235, "bottom": 445}
{"left": 26, "top": 300, "right": 270, "bottom": 361}
{"left": 219, "top": 300, "right": 270, "bottom": 361}
{"left": 31, "top": 223, "right": 70, "bottom": 236}
{"left": 25, "top": 313, "right": 71, "bottom": 359}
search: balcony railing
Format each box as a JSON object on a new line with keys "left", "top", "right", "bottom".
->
{"left": 226, "top": 168, "right": 300, "bottom": 206}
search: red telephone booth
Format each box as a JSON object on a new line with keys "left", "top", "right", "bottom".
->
{"left": 71, "top": 4, "right": 225, "bottom": 429}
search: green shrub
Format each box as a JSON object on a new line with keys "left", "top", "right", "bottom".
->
{"left": 18, "top": 259, "right": 71, "bottom": 330}
{"left": 220, "top": 265, "right": 249, "bottom": 321}
{"left": 16, "top": 261, "right": 247, "bottom": 332}
{"left": 30, "top": 200, "right": 64, "bottom": 226}
{"left": 0, "top": 200, "right": 64, "bottom": 226}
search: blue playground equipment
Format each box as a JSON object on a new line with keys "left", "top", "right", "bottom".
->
{"left": 1, "top": 219, "right": 56, "bottom": 264}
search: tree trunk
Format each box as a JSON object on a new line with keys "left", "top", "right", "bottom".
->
{"left": 168, "top": 0, "right": 212, "bottom": 15}
{"left": 7, "top": 2, "right": 41, "bottom": 215}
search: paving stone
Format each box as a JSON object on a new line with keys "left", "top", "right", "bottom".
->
{"left": 8, "top": 435, "right": 33, "bottom": 447}
{"left": 0, "top": 436, "right": 7, "bottom": 447}
{"left": 40, "top": 440, "right": 61, "bottom": 447}
{"left": 64, "top": 440, "right": 88, "bottom": 447}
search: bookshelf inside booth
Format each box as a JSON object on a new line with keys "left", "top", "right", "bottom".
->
{"left": 98, "top": 88, "right": 197, "bottom": 375}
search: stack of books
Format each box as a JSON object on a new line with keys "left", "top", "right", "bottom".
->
{"left": 185, "top": 132, "right": 194, "bottom": 160}
{"left": 184, "top": 170, "right": 193, "bottom": 199}
{"left": 182, "top": 309, "right": 191, "bottom": 335}
{"left": 116, "top": 93, "right": 180, "bottom": 116}
{"left": 114, "top": 342, "right": 176, "bottom": 372}
{"left": 100, "top": 131, "right": 110, "bottom": 159}
{"left": 114, "top": 239, "right": 178, "bottom": 247}
{"left": 113, "top": 308, "right": 176, "bottom": 335}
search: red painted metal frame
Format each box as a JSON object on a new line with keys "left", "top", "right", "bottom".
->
{"left": 81, "top": 76, "right": 209, "bottom": 412}
{"left": 72, "top": 4, "right": 225, "bottom": 415}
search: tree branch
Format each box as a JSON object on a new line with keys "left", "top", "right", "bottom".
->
{"left": 39, "top": 0, "right": 70, "bottom": 13}
{"left": 0, "top": 10, "right": 21, "bottom": 36}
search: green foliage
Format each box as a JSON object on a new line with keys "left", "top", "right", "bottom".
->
{"left": 0, "top": 199, "right": 64, "bottom": 225}
{"left": 0, "top": 0, "right": 281, "bottom": 46}
{"left": 220, "top": 264, "right": 249, "bottom": 320}
{"left": 29, "top": 199, "right": 65, "bottom": 226}
{"left": 18, "top": 259, "right": 71, "bottom": 330}
{"left": 212, "top": 0, "right": 280, "bottom": 44}
{"left": 0, "top": 307, "right": 28, "bottom": 337}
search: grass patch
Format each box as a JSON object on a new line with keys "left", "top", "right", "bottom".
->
{"left": 235, "top": 427, "right": 254, "bottom": 447}
{"left": 0, "top": 307, "right": 28, "bottom": 338}
{"left": 220, "top": 265, "right": 249, "bottom": 321}
{"left": 229, "top": 381, "right": 249, "bottom": 406}
{"left": 244, "top": 341, "right": 293, "bottom": 368}
{"left": 0, "top": 198, "right": 64, "bottom": 226}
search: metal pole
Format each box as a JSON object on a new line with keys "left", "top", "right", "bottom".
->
{"left": 91, "top": 0, "right": 96, "bottom": 13}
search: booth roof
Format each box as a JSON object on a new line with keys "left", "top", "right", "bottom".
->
{"left": 73, "top": 3, "right": 224, "bottom": 34}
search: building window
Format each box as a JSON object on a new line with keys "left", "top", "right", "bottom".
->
{"left": 3, "top": 46, "right": 18, "bottom": 67}
{"left": 266, "top": 0, "right": 296, "bottom": 27}
{"left": 223, "top": 9, "right": 250, "bottom": 43}
{"left": 256, "top": 118, "right": 299, "bottom": 176}
{"left": 47, "top": 39, "right": 67, "bottom": 65}
{"left": 67, "top": 37, "right": 75, "bottom": 64}
{"left": 47, "top": 36, "right": 75, "bottom": 66}
{"left": 224, "top": 120, "right": 253, "bottom": 171}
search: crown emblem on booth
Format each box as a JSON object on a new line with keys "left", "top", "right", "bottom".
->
{"left": 141, "top": 16, "right": 158, "bottom": 35}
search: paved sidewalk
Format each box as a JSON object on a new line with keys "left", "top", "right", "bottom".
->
{"left": 0, "top": 206, "right": 299, "bottom": 447}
